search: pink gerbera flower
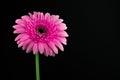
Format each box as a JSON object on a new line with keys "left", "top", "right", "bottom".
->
{"left": 13, "top": 11, "right": 68, "bottom": 56}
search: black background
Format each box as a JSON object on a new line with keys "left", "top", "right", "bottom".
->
{"left": 1, "top": 0, "right": 118, "bottom": 80}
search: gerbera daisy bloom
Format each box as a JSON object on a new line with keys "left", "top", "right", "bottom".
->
{"left": 13, "top": 12, "right": 68, "bottom": 56}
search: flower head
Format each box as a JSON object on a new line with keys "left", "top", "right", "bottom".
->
{"left": 13, "top": 12, "right": 68, "bottom": 56}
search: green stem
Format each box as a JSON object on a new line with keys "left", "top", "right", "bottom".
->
{"left": 35, "top": 53, "right": 40, "bottom": 80}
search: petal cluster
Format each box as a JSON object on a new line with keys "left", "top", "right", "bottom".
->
{"left": 13, "top": 12, "right": 68, "bottom": 56}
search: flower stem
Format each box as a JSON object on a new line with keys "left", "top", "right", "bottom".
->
{"left": 35, "top": 53, "right": 40, "bottom": 80}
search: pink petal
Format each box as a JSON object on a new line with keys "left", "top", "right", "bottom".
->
{"left": 55, "top": 19, "right": 63, "bottom": 24}
{"left": 21, "top": 15, "right": 32, "bottom": 22}
{"left": 33, "top": 11, "right": 38, "bottom": 20}
{"left": 15, "top": 19, "right": 22, "bottom": 24}
{"left": 17, "top": 40, "right": 21, "bottom": 44}
{"left": 22, "top": 46, "right": 26, "bottom": 50}
{"left": 49, "top": 48, "right": 53, "bottom": 56}
{"left": 56, "top": 23, "right": 67, "bottom": 30}
{"left": 48, "top": 41, "right": 58, "bottom": 54}
{"left": 40, "top": 13, "right": 44, "bottom": 20}
{"left": 52, "top": 15, "right": 59, "bottom": 20}
{"left": 33, "top": 43, "right": 38, "bottom": 54}
{"left": 45, "top": 13, "right": 50, "bottom": 20}
{"left": 56, "top": 31, "right": 69, "bottom": 37}
{"left": 15, "top": 19, "right": 26, "bottom": 26}
{"left": 57, "top": 37, "right": 67, "bottom": 45}
{"left": 19, "top": 35, "right": 29, "bottom": 41}
{"left": 17, "top": 35, "right": 29, "bottom": 46}
{"left": 21, "top": 15, "right": 33, "bottom": 27}
{"left": 54, "top": 39, "right": 64, "bottom": 51}
{"left": 51, "top": 15, "right": 59, "bottom": 23}
{"left": 51, "top": 53, "right": 55, "bottom": 57}
{"left": 15, "top": 34, "right": 24, "bottom": 41}
{"left": 37, "top": 12, "right": 41, "bottom": 20}
{"left": 28, "top": 13, "right": 33, "bottom": 19}
{"left": 13, "top": 28, "right": 25, "bottom": 34}
{"left": 38, "top": 42, "right": 44, "bottom": 54}
{"left": 13, "top": 25, "right": 24, "bottom": 29}
{"left": 37, "top": 12, "right": 44, "bottom": 20}
{"left": 22, "top": 39, "right": 32, "bottom": 50}
{"left": 18, "top": 42, "right": 23, "bottom": 48}
{"left": 44, "top": 43, "right": 49, "bottom": 56}
{"left": 26, "top": 42, "right": 34, "bottom": 53}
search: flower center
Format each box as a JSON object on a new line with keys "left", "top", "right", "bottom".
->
{"left": 38, "top": 28, "right": 45, "bottom": 34}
